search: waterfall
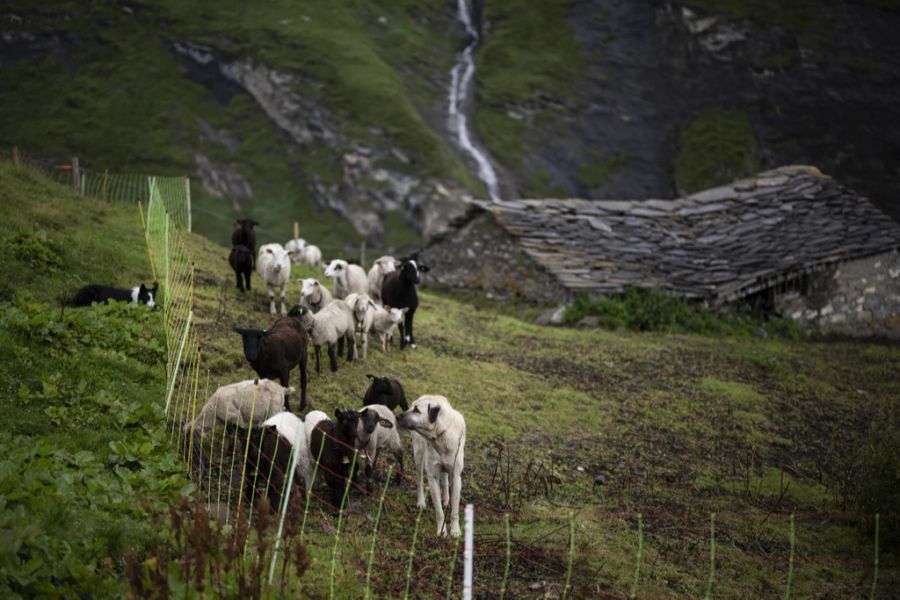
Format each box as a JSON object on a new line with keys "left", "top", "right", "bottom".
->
{"left": 448, "top": 0, "right": 501, "bottom": 202}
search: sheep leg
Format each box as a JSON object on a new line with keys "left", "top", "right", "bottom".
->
{"left": 235, "top": 271, "right": 244, "bottom": 292}
{"left": 404, "top": 309, "right": 416, "bottom": 349}
{"left": 244, "top": 270, "right": 251, "bottom": 291}
{"left": 268, "top": 287, "right": 276, "bottom": 315}
{"left": 298, "top": 358, "right": 308, "bottom": 411}
{"left": 398, "top": 322, "right": 406, "bottom": 349}
{"left": 280, "top": 370, "right": 291, "bottom": 412}
{"left": 279, "top": 283, "right": 287, "bottom": 316}
{"left": 337, "top": 336, "right": 345, "bottom": 358}
{"left": 441, "top": 472, "right": 450, "bottom": 508}
{"left": 358, "top": 330, "right": 367, "bottom": 359}
{"left": 327, "top": 343, "right": 339, "bottom": 372}
{"left": 346, "top": 334, "right": 355, "bottom": 362}
{"left": 314, "top": 345, "right": 322, "bottom": 375}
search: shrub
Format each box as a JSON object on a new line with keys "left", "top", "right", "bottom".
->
{"left": 563, "top": 287, "right": 803, "bottom": 337}
{"left": 4, "top": 229, "right": 63, "bottom": 272}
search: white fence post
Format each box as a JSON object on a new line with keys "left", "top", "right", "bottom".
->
{"left": 463, "top": 504, "right": 474, "bottom": 600}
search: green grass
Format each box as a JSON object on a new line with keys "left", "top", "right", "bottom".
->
{"left": 577, "top": 151, "right": 630, "bottom": 189}
{"left": 3, "top": 164, "right": 899, "bottom": 597}
{"left": 474, "top": 0, "right": 585, "bottom": 167}
{"left": 674, "top": 109, "right": 759, "bottom": 194}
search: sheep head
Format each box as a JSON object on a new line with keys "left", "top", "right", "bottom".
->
{"left": 233, "top": 327, "right": 272, "bottom": 362}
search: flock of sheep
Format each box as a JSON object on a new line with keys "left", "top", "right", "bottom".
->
{"left": 194, "top": 220, "right": 467, "bottom": 538}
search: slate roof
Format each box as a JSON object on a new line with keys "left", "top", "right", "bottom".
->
{"left": 453, "top": 166, "right": 900, "bottom": 303}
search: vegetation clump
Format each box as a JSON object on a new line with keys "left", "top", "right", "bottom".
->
{"left": 563, "top": 287, "right": 804, "bottom": 337}
{"left": 673, "top": 109, "right": 758, "bottom": 194}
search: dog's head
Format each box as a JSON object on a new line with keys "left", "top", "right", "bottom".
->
{"left": 397, "top": 397, "right": 441, "bottom": 434}
{"left": 137, "top": 282, "right": 159, "bottom": 310}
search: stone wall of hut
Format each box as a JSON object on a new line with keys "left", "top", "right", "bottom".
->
{"left": 419, "top": 213, "right": 569, "bottom": 303}
{"left": 774, "top": 250, "right": 900, "bottom": 337}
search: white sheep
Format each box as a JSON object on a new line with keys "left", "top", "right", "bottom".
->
{"left": 343, "top": 292, "right": 376, "bottom": 359}
{"left": 185, "top": 379, "right": 294, "bottom": 435}
{"left": 324, "top": 259, "right": 368, "bottom": 300}
{"left": 257, "top": 243, "right": 292, "bottom": 316}
{"left": 301, "top": 244, "right": 323, "bottom": 267}
{"left": 367, "top": 255, "right": 399, "bottom": 302}
{"left": 262, "top": 411, "right": 314, "bottom": 491}
{"left": 356, "top": 404, "right": 404, "bottom": 486}
{"left": 295, "top": 302, "right": 356, "bottom": 373}
{"left": 370, "top": 305, "right": 408, "bottom": 353}
{"left": 285, "top": 238, "right": 307, "bottom": 265}
{"left": 299, "top": 277, "right": 333, "bottom": 313}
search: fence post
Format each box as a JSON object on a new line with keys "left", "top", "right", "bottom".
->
{"left": 72, "top": 157, "right": 81, "bottom": 194}
{"left": 463, "top": 504, "right": 474, "bottom": 600}
{"left": 360, "top": 240, "right": 366, "bottom": 267}
{"left": 12, "top": 146, "right": 19, "bottom": 165}
{"left": 294, "top": 221, "right": 299, "bottom": 242}
{"left": 184, "top": 176, "right": 192, "bottom": 232}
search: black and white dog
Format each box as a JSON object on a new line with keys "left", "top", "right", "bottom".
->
{"left": 69, "top": 282, "right": 159, "bottom": 309}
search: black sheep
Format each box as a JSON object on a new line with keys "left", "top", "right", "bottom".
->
{"left": 381, "top": 259, "right": 429, "bottom": 349}
{"left": 362, "top": 374, "right": 408, "bottom": 411}
{"left": 233, "top": 314, "right": 309, "bottom": 411}
{"left": 309, "top": 409, "right": 362, "bottom": 511}
{"left": 243, "top": 424, "right": 296, "bottom": 512}
{"left": 229, "top": 244, "right": 253, "bottom": 292}
{"left": 231, "top": 219, "right": 258, "bottom": 268}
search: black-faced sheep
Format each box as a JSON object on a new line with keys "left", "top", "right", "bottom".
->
{"left": 232, "top": 219, "right": 258, "bottom": 267}
{"left": 291, "top": 303, "right": 355, "bottom": 374}
{"left": 363, "top": 374, "right": 408, "bottom": 411}
{"left": 229, "top": 245, "right": 253, "bottom": 292}
{"left": 257, "top": 243, "right": 291, "bottom": 316}
{"left": 233, "top": 314, "right": 309, "bottom": 411}
{"left": 324, "top": 259, "right": 368, "bottom": 300}
{"left": 381, "top": 259, "right": 429, "bottom": 349}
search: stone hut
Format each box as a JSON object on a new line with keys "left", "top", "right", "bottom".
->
{"left": 419, "top": 166, "right": 900, "bottom": 335}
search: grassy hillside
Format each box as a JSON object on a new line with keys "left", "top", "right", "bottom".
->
{"left": 0, "top": 0, "right": 473, "bottom": 251}
{"left": 0, "top": 164, "right": 187, "bottom": 597}
{"left": 182, "top": 197, "right": 899, "bottom": 593}
{"left": 2, "top": 165, "right": 898, "bottom": 596}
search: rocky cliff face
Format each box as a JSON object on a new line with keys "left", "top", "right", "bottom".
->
{"left": 491, "top": 0, "right": 900, "bottom": 221}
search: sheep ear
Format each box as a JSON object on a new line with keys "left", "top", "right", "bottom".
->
{"left": 366, "top": 373, "right": 375, "bottom": 380}
{"left": 334, "top": 408, "right": 343, "bottom": 419}
{"left": 262, "top": 329, "right": 273, "bottom": 337}
{"left": 368, "top": 299, "right": 378, "bottom": 309}
{"left": 233, "top": 327, "right": 246, "bottom": 334}
{"left": 378, "top": 417, "right": 394, "bottom": 429}
{"left": 419, "top": 264, "right": 430, "bottom": 272}
{"left": 401, "top": 307, "right": 409, "bottom": 314}
{"left": 428, "top": 404, "right": 441, "bottom": 423}
{"left": 384, "top": 305, "right": 391, "bottom": 310}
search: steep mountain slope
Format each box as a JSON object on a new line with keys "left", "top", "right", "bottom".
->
{"left": 2, "top": 0, "right": 899, "bottom": 250}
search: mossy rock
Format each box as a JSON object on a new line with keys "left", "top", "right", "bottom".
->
{"left": 673, "top": 109, "right": 758, "bottom": 194}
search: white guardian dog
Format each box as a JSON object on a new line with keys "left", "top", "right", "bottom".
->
{"left": 397, "top": 395, "right": 466, "bottom": 537}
